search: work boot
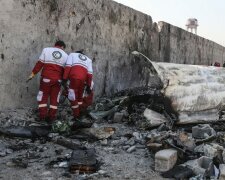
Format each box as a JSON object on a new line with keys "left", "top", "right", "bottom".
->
{"left": 45, "top": 117, "right": 55, "bottom": 125}
{"left": 35, "top": 117, "right": 46, "bottom": 122}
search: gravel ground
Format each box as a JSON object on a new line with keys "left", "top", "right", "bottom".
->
{"left": 0, "top": 107, "right": 165, "bottom": 180}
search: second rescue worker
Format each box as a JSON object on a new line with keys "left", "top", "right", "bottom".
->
{"left": 63, "top": 50, "right": 93, "bottom": 120}
{"left": 28, "top": 40, "right": 68, "bottom": 123}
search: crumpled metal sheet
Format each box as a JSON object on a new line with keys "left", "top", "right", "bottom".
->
{"left": 0, "top": 126, "right": 50, "bottom": 138}
{"left": 151, "top": 62, "right": 225, "bottom": 123}
{"left": 89, "top": 106, "right": 118, "bottom": 120}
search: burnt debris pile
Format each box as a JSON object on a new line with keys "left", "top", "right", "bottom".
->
{"left": 90, "top": 86, "right": 178, "bottom": 130}
{"left": 89, "top": 86, "right": 225, "bottom": 179}
{"left": 1, "top": 86, "right": 225, "bottom": 179}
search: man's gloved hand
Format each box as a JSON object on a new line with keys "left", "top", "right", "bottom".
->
{"left": 86, "top": 86, "right": 92, "bottom": 95}
{"left": 26, "top": 72, "right": 35, "bottom": 83}
{"left": 61, "top": 79, "right": 68, "bottom": 88}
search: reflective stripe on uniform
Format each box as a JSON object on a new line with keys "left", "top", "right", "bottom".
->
{"left": 72, "top": 105, "right": 79, "bottom": 109}
{"left": 50, "top": 105, "right": 57, "bottom": 109}
{"left": 78, "top": 102, "right": 83, "bottom": 105}
{"left": 72, "top": 63, "right": 88, "bottom": 69}
{"left": 39, "top": 104, "right": 47, "bottom": 108}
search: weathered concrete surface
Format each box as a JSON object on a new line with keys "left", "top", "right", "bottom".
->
{"left": 47, "top": 0, "right": 160, "bottom": 97}
{"left": 0, "top": 0, "right": 225, "bottom": 109}
{"left": 159, "top": 21, "right": 225, "bottom": 65}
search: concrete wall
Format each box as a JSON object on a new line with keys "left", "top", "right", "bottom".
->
{"left": 0, "top": 0, "right": 225, "bottom": 109}
{"left": 158, "top": 22, "right": 225, "bottom": 65}
{"left": 0, "top": 0, "right": 51, "bottom": 109}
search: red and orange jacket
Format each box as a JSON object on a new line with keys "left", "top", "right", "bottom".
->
{"left": 32, "top": 47, "right": 68, "bottom": 80}
{"left": 63, "top": 53, "right": 93, "bottom": 87}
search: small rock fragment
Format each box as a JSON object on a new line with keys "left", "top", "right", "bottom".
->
{"left": 127, "top": 146, "right": 136, "bottom": 153}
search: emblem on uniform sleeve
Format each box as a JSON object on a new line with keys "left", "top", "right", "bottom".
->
{"left": 52, "top": 51, "right": 62, "bottom": 60}
{"left": 79, "top": 54, "right": 87, "bottom": 61}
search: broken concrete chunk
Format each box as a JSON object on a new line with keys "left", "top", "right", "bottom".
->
{"left": 194, "top": 144, "right": 205, "bottom": 154}
{"left": 203, "top": 143, "right": 223, "bottom": 158}
{"left": 192, "top": 124, "right": 216, "bottom": 139}
{"left": 127, "top": 146, "right": 136, "bottom": 153}
{"left": 219, "top": 164, "right": 225, "bottom": 180}
{"left": 113, "top": 112, "right": 124, "bottom": 123}
{"left": 203, "top": 144, "right": 218, "bottom": 158}
{"left": 143, "top": 108, "right": 166, "bottom": 127}
{"left": 185, "top": 156, "right": 214, "bottom": 176}
{"left": 132, "top": 132, "right": 142, "bottom": 140}
{"left": 100, "top": 139, "right": 108, "bottom": 146}
{"left": 0, "top": 151, "right": 6, "bottom": 157}
{"left": 98, "top": 170, "right": 107, "bottom": 175}
{"left": 155, "top": 149, "right": 177, "bottom": 172}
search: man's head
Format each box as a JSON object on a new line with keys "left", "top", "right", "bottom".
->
{"left": 75, "top": 49, "right": 85, "bottom": 54}
{"left": 55, "top": 40, "right": 66, "bottom": 49}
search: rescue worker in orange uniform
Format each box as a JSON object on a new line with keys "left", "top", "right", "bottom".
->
{"left": 63, "top": 50, "right": 93, "bottom": 119}
{"left": 27, "top": 40, "right": 68, "bottom": 123}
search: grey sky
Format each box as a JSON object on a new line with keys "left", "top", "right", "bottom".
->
{"left": 113, "top": 0, "right": 225, "bottom": 46}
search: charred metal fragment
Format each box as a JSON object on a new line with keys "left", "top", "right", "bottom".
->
{"left": 162, "top": 165, "right": 194, "bottom": 179}
{"left": 69, "top": 148, "right": 100, "bottom": 174}
{"left": 55, "top": 137, "right": 86, "bottom": 150}
{"left": 0, "top": 126, "right": 50, "bottom": 138}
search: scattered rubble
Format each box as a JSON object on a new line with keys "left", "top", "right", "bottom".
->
{"left": 2, "top": 86, "right": 225, "bottom": 179}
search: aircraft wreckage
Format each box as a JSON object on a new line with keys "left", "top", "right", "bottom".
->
{"left": 132, "top": 51, "right": 225, "bottom": 124}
